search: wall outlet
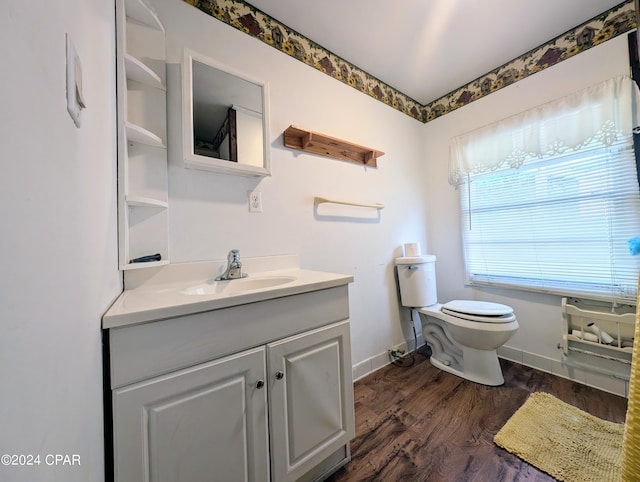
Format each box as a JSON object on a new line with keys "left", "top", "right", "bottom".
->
{"left": 248, "top": 190, "right": 262, "bottom": 213}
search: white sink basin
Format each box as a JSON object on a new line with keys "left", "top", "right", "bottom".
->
{"left": 181, "top": 275, "right": 297, "bottom": 296}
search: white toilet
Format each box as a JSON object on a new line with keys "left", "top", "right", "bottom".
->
{"left": 396, "top": 254, "right": 519, "bottom": 386}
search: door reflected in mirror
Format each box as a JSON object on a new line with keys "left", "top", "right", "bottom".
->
{"left": 182, "top": 49, "right": 271, "bottom": 177}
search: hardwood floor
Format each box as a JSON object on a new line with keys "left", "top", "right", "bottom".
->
{"left": 328, "top": 346, "right": 628, "bottom": 482}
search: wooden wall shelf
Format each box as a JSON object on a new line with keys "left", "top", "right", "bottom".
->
{"left": 283, "top": 125, "right": 384, "bottom": 167}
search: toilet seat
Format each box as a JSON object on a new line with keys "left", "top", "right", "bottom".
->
{"left": 441, "top": 300, "right": 516, "bottom": 324}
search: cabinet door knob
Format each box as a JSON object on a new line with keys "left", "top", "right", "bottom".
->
{"left": 256, "top": 379, "right": 265, "bottom": 389}
{"left": 275, "top": 371, "right": 284, "bottom": 380}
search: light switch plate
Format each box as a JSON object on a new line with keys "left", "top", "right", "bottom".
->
{"left": 66, "top": 34, "right": 84, "bottom": 127}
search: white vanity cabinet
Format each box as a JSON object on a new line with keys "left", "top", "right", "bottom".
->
{"left": 268, "top": 320, "right": 353, "bottom": 482}
{"left": 113, "top": 347, "right": 270, "bottom": 482}
{"left": 106, "top": 284, "right": 355, "bottom": 482}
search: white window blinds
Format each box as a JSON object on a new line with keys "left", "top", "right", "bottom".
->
{"left": 452, "top": 76, "right": 640, "bottom": 302}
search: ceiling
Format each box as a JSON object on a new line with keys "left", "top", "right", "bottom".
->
{"left": 246, "top": 0, "right": 626, "bottom": 105}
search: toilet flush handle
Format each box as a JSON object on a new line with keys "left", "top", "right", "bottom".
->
{"left": 407, "top": 265, "right": 419, "bottom": 270}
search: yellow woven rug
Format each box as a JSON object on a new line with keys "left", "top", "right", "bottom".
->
{"left": 494, "top": 392, "right": 624, "bottom": 482}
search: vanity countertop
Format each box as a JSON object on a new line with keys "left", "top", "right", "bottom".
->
{"left": 103, "top": 255, "right": 353, "bottom": 329}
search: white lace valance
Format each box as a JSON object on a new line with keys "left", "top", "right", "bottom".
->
{"left": 449, "top": 76, "right": 640, "bottom": 186}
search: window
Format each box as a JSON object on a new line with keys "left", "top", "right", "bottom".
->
{"left": 450, "top": 77, "right": 640, "bottom": 302}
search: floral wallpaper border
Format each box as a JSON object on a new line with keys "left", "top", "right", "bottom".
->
{"left": 183, "top": 0, "right": 636, "bottom": 123}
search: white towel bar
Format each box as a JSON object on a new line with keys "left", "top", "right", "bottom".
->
{"left": 314, "top": 196, "right": 384, "bottom": 210}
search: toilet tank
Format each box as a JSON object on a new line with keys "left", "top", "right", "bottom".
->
{"left": 395, "top": 255, "right": 437, "bottom": 308}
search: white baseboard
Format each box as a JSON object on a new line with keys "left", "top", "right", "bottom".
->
{"left": 352, "top": 334, "right": 425, "bottom": 382}
{"left": 497, "top": 345, "right": 629, "bottom": 398}
{"left": 351, "top": 341, "right": 629, "bottom": 398}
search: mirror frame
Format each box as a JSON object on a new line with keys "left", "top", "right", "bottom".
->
{"left": 182, "top": 49, "right": 271, "bottom": 177}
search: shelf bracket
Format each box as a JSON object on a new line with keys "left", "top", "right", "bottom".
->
{"left": 363, "top": 151, "right": 375, "bottom": 165}
{"left": 302, "top": 132, "right": 313, "bottom": 149}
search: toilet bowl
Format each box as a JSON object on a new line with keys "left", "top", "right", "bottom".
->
{"left": 395, "top": 254, "right": 519, "bottom": 386}
{"left": 417, "top": 302, "right": 519, "bottom": 385}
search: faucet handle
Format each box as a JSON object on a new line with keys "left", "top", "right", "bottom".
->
{"left": 228, "top": 249, "right": 240, "bottom": 261}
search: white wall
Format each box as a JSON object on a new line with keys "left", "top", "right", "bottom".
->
{"left": 150, "top": 0, "right": 428, "bottom": 375}
{"left": 0, "top": 1, "right": 120, "bottom": 481}
{"left": 423, "top": 35, "right": 632, "bottom": 395}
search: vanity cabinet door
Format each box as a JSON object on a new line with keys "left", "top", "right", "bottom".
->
{"left": 267, "top": 320, "right": 355, "bottom": 482}
{"left": 113, "top": 346, "right": 269, "bottom": 482}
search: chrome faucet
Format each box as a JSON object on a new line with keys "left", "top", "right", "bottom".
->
{"left": 216, "top": 249, "right": 248, "bottom": 280}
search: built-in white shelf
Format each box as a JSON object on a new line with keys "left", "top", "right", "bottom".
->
{"left": 124, "top": 0, "right": 164, "bottom": 32}
{"left": 126, "top": 195, "right": 168, "bottom": 208}
{"left": 117, "top": 0, "right": 169, "bottom": 273}
{"left": 122, "top": 259, "right": 169, "bottom": 271}
{"left": 125, "top": 53, "right": 165, "bottom": 90}
{"left": 126, "top": 121, "right": 165, "bottom": 148}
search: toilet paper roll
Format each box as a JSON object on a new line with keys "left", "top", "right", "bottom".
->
{"left": 572, "top": 330, "right": 599, "bottom": 342}
{"left": 404, "top": 242, "right": 421, "bottom": 257}
{"left": 586, "top": 323, "right": 614, "bottom": 344}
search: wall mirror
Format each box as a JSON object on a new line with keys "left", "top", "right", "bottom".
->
{"left": 182, "top": 49, "right": 271, "bottom": 177}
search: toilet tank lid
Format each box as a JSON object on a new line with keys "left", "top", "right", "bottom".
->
{"left": 395, "top": 255, "right": 436, "bottom": 265}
